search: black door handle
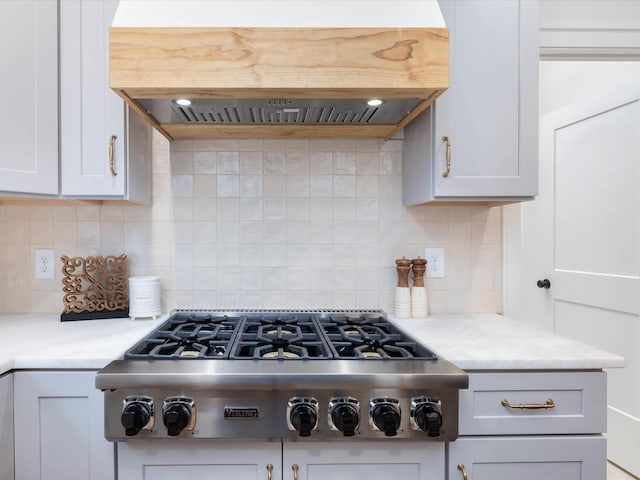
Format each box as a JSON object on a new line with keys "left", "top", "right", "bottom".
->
{"left": 537, "top": 279, "right": 551, "bottom": 289}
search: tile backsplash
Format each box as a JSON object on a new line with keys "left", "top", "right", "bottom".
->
{"left": 0, "top": 132, "right": 502, "bottom": 315}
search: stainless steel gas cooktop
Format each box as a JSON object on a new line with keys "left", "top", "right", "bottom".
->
{"left": 96, "top": 310, "right": 468, "bottom": 442}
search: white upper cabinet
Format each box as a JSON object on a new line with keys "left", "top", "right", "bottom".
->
{"left": 403, "top": 0, "right": 539, "bottom": 205}
{"left": 60, "top": 0, "right": 152, "bottom": 204}
{"left": 0, "top": 0, "right": 59, "bottom": 196}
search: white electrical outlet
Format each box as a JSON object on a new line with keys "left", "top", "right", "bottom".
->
{"left": 34, "top": 249, "right": 55, "bottom": 280}
{"left": 424, "top": 248, "right": 445, "bottom": 278}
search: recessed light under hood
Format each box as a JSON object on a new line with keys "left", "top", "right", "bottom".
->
{"left": 110, "top": 1, "right": 449, "bottom": 140}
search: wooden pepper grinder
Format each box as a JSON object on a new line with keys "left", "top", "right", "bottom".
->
{"left": 395, "top": 258, "right": 412, "bottom": 318}
{"left": 411, "top": 257, "right": 428, "bottom": 318}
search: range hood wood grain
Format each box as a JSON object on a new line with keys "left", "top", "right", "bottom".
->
{"left": 110, "top": 26, "right": 449, "bottom": 140}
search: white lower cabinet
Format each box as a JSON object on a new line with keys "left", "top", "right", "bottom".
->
{"left": 283, "top": 442, "right": 443, "bottom": 480}
{"left": 118, "top": 441, "right": 281, "bottom": 480}
{"left": 118, "top": 441, "right": 443, "bottom": 480}
{"left": 451, "top": 371, "right": 608, "bottom": 480}
{"left": 0, "top": 373, "right": 14, "bottom": 480}
{"left": 13, "top": 371, "right": 113, "bottom": 480}
{"left": 448, "top": 436, "right": 606, "bottom": 480}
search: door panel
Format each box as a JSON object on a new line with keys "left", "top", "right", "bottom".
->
{"left": 145, "top": 465, "right": 258, "bottom": 480}
{"left": 449, "top": 436, "right": 606, "bottom": 480}
{"left": 554, "top": 101, "right": 638, "bottom": 276}
{"left": 521, "top": 77, "right": 640, "bottom": 476}
{"left": 283, "top": 442, "right": 444, "bottom": 480}
{"left": 0, "top": 0, "right": 58, "bottom": 195}
{"left": 118, "top": 442, "right": 281, "bottom": 480}
{"left": 14, "top": 371, "right": 113, "bottom": 480}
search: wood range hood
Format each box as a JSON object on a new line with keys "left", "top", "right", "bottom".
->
{"left": 110, "top": 1, "right": 449, "bottom": 140}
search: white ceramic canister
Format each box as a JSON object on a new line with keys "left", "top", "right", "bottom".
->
{"left": 410, "top": 286, "right": 428, "bottom": 318}
{"left": 394, "top": 286, "right": 411, "bottom": 318}
{"left": 128, "top": 276, "right": 161, "bottom": 320}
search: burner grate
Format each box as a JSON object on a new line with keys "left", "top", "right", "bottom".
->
{"left": 123, "top": 310, "right": 438, "bottom": 361}
{"left": 125, "top": 313, "right": 242, "bottom": 360}
{"left": 228, "top": 314, "right": 333, "bottom": 360}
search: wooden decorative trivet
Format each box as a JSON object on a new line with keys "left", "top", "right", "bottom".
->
{"left": 60, "top": 254, "right": 129, "bottom": 321}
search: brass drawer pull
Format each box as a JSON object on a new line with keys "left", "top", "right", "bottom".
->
{"left": 442, "top": 135, "right": 451, "bottom": 177}
{"left": 109, "top": 134, "right": 118, "bottom": 176}
{"left": 266, "top": 463, "right": 273, "bottom": 480}
{"left": 457, "top": 463, "right": 468, "bottom": 480}
{"left": 501, "top": 398, "right": 555, "bottom": 409}
{"left": 292, "top": 464, "right": 299, "bottom": 480}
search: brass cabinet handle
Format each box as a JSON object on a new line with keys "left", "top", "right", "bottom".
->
{"left": 501, "top": 398, "right": 555, "bottom": 409}
{"left": 292, "top": 464, "right": 299, "bottom": 480}
{"left": 442, "top": 136, "right": 451, "bottom": 177}
{"left": 109, "top": 134, "right": 118, "bottom": 176}
{"left": 457, "top": 463, "right": 468, "bottom": 480}
{"left": 266, "top": 463, "right": 273, "bottom": 480}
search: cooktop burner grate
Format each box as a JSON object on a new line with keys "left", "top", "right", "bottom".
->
{"left": 123, "top": 310, "right": 437, "bottom": 361}
{"left": 125, "top": 313, "right": 242, "bottom": 359}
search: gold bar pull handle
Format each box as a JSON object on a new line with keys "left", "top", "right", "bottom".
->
{"left": 457, "top": 463, "right": 468, "bottom": 480}
{"left": 501, "top": 398, "right": 555, "bottom": 409}
{"left": 109, "top": 134, "right": 118, "bottom": 176}
{"left": 266, "top": 463, "right": 273, "bottom": 480}
{"left": 292, "top": 464, "right": 299, "bottom": 480}
{"left": 442, "top": 136, "right": 451, "bottom": 178}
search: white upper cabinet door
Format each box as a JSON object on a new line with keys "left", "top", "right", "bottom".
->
{"left": 0, "top": 0, "right": 59, "bottom": 196}
{"left": 61, "top": 0, "right": 152, "bottom": 203}
{"left": 403, "top": 0, "right": 538, "bottom": 204}
{"left": 61, "top": 0, "right": 124, "bottom": 197}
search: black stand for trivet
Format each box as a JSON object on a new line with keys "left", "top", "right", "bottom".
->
{"left": 60, "top": 309, "right": 129, "bottom": 322}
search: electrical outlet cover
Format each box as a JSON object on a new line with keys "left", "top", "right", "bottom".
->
{"left": 424, "top": 248, "right": 445, "bottom": 278}
{"left": 34, "top": 249, "right": 55, "bottom": 280}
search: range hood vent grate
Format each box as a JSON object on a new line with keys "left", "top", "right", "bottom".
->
{"left": 139, "top": 98, "right": 421, "bottom": 126}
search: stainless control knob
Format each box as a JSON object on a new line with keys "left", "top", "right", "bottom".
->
{"left": 411, "top": 397, "right": 443, "bottom": 437}
{"left": 287, "top": 398, "right": 319, "bottom": 437}
{"left": 162, "top": 397, "right": 195, "bottom": 437}
{"left": 121, "top": 396, "right": 154, "bottom": 437}
{"left": 328, "top": 398, "right": 360, "bottom": 437}
{"left": 370, "top": 398, "right": 401, "bottom": 437}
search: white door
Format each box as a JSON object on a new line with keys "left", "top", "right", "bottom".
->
{"left": 117, "top": 442, "right": 281, "bottom": 480}
{"left": 449, "top": 436, "right": 606, "bottom": 480}
{"left": 60, "top": 0, "right": 126, "bottom": 197}
{"left": 283, "top": 442, "right": 444, "bottom": 480}
{"left": 13, "top": 371, "right": 114, "bottom": 480}
{"left": 0, "top": 0, "right": 58, "bottom": 195}
{"left": 519, "top": 78, "right": 640, "bottom": 476}
{"left": 0, "top": 374, "right": 14, "bottom": 480}
{"left": 432, "top": 0, "right": 538, "bottom": 198}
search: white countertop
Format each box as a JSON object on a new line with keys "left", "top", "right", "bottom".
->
{"left": 391, "top": 313, "right": 625, "bottom": 370}
{"left": 0, "top": 314, "right": 166, "bottom": 375}
{"left": 0, "top": 312, "right": 624, "bottom": 376}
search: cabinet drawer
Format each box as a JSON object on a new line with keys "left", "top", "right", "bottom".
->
{"left": 459, "top": 372, "right": 606, "bottom": 435}
{"left": 448, "top": 435, "right": 606, "bottom": 480}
